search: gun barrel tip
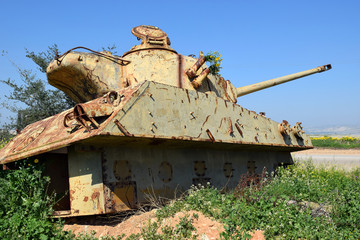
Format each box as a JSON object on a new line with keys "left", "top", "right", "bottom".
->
{"left": 319, "top": 64, "right": 332, "bottom": 72}
{"left": 325, "top": 64, "right": 332, "bottom": 70}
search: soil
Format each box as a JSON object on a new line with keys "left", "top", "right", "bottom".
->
{"left": 64, "top": 209, "right": 265, "bottom": 239}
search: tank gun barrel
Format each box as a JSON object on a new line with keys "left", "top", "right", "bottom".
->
{"left": 236, "top": 64, "right": 332, "bottom": 98}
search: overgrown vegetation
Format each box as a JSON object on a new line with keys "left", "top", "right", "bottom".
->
{"left": 0, "top": 159, "right": 71, "bottom": 240}
{"left": 1, "top": 160, "right": 359, "bottom": 239}
{"left": 205, "top": 51, "right": 223, "bottom": 75}
{"left": 311, "top": 136, "right": 360, "bottom": 149}
{"left": 156, "top": 163, "right": 360, "bottom": 239}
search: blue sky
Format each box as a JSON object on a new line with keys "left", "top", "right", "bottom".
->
{"left": 0, "top": 0, "right": 359, "bottom": 130}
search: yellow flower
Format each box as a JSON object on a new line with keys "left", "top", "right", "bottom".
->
{"left": 28, "top": 163, "right": 31, "bottom": 166}
{"left": 34, "top": 159, "right": 39, "bottom": 164}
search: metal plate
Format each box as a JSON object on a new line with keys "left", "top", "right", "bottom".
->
{"left": 131, "top": 25, "right": 167, "bottom": 40}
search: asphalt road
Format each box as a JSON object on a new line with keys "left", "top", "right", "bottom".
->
{"left": 291, "top": 149, "right": 360, "bottom": 170}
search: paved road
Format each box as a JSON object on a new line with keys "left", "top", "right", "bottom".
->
{"left": 291, "top": 149, "right": 360, "bottom": 170}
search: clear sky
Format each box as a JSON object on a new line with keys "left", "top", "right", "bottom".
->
{"left": 0, "top": 0, "right": 359, "bottom": 131}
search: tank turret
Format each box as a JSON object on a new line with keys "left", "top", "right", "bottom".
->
{"left": 47, "top": 25, "right": 331, "bottom": 105}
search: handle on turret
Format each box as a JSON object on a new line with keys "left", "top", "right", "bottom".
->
{"left": 236, "top": 64, "right": 332, "bottom": 98}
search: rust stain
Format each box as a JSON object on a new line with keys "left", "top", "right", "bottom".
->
{"left": 83, "top": 196, "right": 89, "bottom": 202}
{"left": 219, "top": 77, "right": 230, "bottom": 101}
{"left": 228, "top": 118, "right": 234, "bottom": 134}
{"left": 114, "top": 119, "right": 133, "bottom": 136}
{"left": 91, "top": 191, "right": 100, "bottom": 200}
{"left": 70, "top": 190, "right": 75, "bottom": 201}
{"left": 218, "top": 118, "right": 224, "bottom": 129}
{"left": 177, "top": 54, "right": 183, "bottom": 88}
{"left": 185, "top": 55, "right": 206, "bottom": 78}
{"left": 206, "top": 129, "right": 215, "bottom": 143}
{"left": 185, "top": 89, "right": 191, "bottom": 103}
{"left": 202, "top": 115, "right": 210, "bottom": 127}
{"left": 214, "top": 98, "right": 218, "bottom": 114}
{"left": 235, "top": 123, "right": 243, "bottom": 137}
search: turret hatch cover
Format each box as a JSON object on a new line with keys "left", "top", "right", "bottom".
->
{"left": 131, "top": 25, "right": 168, "bottom": 40}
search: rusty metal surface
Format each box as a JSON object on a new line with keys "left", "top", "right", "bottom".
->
{"left": 97, "top": 144, "right": 293, "bottom": 204}
{"left": 47, "top": 50, "right": 129, "bottom": 103}
{"left": 46, "top": 26, "right": 239, "bottom": 104}
{"left": 67, "top": 146, "right": 105, "bottom": 216}
{"left": 124, "top": 25, "right": 176, "bottom": 56}
{"left": 0, "top": 81, "right": 312, "bottom": 165}
{"left": 186, "top": 53, "right": 206, "bottom": 78}
{"left": 102, "top": 81, "right": 312, "bottom": 149}
{"left": 191, "top": 68, "right": 210, "bottom": 89}
{"left": 0, "top": 84, "right": 145, "bottom": 164}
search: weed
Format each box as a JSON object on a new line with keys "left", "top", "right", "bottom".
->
{"left": 2, "top": 156, "right": 360, "bottom": 239}
{"left": 0, "top": 159, "right": 70, "bottom": 239}
{"left": 155, "top": 163, "right": 360, "bottom": 239}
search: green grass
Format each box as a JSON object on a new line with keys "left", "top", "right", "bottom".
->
{"left": 311, "top": 136, "right": 360, "bottom": 149}
{"left": 156, "top": 163, "right": 360, "bottom": 239}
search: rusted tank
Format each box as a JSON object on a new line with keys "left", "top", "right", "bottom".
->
{"left": 0, "top": 25, "right": 331, "bottom": 217}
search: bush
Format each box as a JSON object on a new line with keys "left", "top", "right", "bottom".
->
{"left": 0, "top": 159, "right": 70, "bottom": 239}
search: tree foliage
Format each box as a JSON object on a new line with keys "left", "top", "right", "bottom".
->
{"left": 1, "top": 44, "right": 75, "bottom": 133}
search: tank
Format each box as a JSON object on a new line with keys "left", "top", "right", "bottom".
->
{"left": 0, "top": 25, "right": 331, "bottom": 217}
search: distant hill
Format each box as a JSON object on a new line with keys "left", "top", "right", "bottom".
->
{"left": 307, "top": 126, "right": 360, "bottom": 137}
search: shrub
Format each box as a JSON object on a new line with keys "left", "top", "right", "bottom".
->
{"left": 0, "top": 159, "right": 70, "bottom": 239}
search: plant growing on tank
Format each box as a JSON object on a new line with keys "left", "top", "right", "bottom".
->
{"left": 205, "top": 51, "right": 223, "bottom": 75}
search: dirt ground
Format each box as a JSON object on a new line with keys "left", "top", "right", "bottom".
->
{"left": 293, "top": 148, "right": 360, "bottom": 155}
{"left": 64, "top": 209, "right": 265, "bottom": 239}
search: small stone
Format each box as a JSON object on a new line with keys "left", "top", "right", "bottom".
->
{"left": 287, "top": 200, "right": 297, "bottom": 206}
{"left": 200, "top": 234, "right": 209, "bottom": 240}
